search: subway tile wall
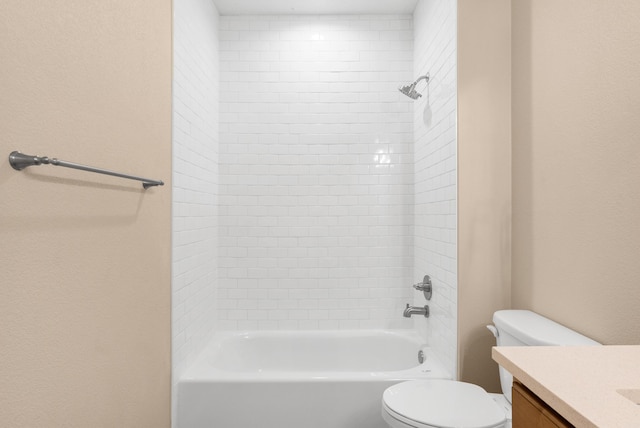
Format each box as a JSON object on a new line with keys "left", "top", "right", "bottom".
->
{"left": 172, "top": 0, "right": 220, "bottom": 418}
{"left": 218, "top": 15, "right": 416, "bottom": 330}
{"left": 412, "top": 0, "right": 458, "bottom": 377}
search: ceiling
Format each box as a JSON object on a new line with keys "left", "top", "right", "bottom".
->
{"left": 212, "top": 0, "right": 419, "bottom": 15}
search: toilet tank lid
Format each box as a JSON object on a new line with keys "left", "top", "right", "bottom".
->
{"left": 493, "top": 310, "right": 601, "bottom": 346}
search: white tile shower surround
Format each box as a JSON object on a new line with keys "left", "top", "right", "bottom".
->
{"left": 412, "top": 0, "right": 457, "bottom": 377}
{"left": 172, "top": 0, "right": 220, "bottom": 422}
{"left": 172, "top": 2, "right": 458, "bottom": 411}
{"left": 218, "top": 15, "right": 416, "bottom": 330}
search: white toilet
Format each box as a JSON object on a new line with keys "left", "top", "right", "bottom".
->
{"left": 381, "top": 310, "right": 601, "bottom": 428}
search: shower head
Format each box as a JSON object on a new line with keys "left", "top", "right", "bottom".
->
{"left": 398, "top": 73, "right": 430, "bottom": 100}
{"left": 399, "top": 83, "right": 422, "bottom": 99}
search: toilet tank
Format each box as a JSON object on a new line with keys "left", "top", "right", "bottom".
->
{"left": 490, "top": 310, "right": 601, "bottom": 403}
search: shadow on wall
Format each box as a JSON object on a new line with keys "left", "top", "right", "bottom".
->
{"left": 460, "top": 326, "right": 500, "bottom": 393}
{"left": 511, "top": 0, "right": 534, "bottom": 309}
{"left": 1, "top": 158, "right": 148, "bottom": 230}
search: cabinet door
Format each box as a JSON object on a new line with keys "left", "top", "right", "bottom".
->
{"left": 512, "top": 381, "right": 573, "bottom": 428}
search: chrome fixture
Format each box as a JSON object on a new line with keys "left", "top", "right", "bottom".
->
{"left": 413, "top": 275, "right": 432, "bottom": 300}
{"left": 398, "top": 73, "right": 430, "bottom": 100}
{"left": 9, "top": 151, "right": 164, "bottom": 189}
{"left": 403, "top": 304, "right": 429, "bottom": 318}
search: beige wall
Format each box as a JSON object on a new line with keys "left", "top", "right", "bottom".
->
{"left": 512, "top": 0, "right": 640, "bottom": 345}
{"left": 0, "top": 1, "right": 172, "bottom": 427}
{"left": 459, "top": 0, "right": 640, "bottom": 391}
{"left": 457, "top": 0, "right": 512, "bottom": 392}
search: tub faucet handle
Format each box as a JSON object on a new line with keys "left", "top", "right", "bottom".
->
{"left": 413, "top": 275, "right": 432, "bottom": 300}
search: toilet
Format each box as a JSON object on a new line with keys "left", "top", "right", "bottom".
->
{"left": 381, "top": 310, "right": 601, "bottom": 428}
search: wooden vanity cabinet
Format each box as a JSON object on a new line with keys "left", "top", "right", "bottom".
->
{"left": 512, "top": 381, "right": 574, "bottom": 428}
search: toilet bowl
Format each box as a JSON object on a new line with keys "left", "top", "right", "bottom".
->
{"left": 381, "top": 379, "right": 509, "bottom": 428}
{"left": 381, "top": 310, "right": 601, "bottom": 428}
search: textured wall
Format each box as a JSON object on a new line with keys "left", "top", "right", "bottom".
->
{"left": 171, "top": 0, "right": 220, "bottom": 424}
{"left": 512, "top": 0, "right": 640, "bottom": 344}
{"left": 412, "top": 0, "right": 458, "bottom": 377}
{"left": 217, "top": 15, "right": 415, "bottom": 330}
{"left": 0, "top": 1, "right": 172, "bottom": 426}
{"left": 457, "top": 0, "right": 511, "bottom": 392}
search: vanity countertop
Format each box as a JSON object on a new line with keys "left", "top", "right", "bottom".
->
{"left": 492, "top": 345, "right": 640, "bottom": 428}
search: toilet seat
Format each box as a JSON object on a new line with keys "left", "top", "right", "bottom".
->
{"left": 382, "top": 380, "right": 506, "bottom": 428}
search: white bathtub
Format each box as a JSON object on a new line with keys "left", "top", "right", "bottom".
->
{"left": 177, "top": 330, "right": 450, "bottom": 428}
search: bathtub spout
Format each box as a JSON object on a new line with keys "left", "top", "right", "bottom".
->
{"left": 403, "top": 304, "right": 429, "bottom": 318}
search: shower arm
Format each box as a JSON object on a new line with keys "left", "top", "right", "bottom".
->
{"left": 413, "top": 74, "right": 430, "bottom": 87}
{"left": 405, "top": 74, "right": 430, "bottom": 93}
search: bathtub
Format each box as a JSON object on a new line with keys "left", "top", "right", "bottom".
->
{"left": 177, "top": 330, "right": 450, "bottom": 428}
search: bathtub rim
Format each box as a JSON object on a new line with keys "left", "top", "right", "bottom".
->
{"left": 179, "top": 329, "right": 451, "bottom": 382}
